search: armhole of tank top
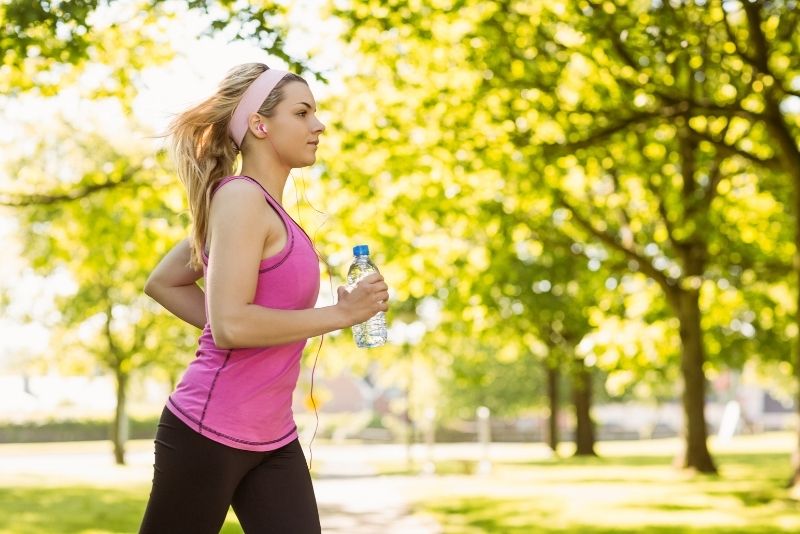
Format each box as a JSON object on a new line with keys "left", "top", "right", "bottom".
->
{"left": 253, "top": 187, "right": 294, "bottom": 271}
{"left": 236, "top": 176, "right": 292, "bottom": 250}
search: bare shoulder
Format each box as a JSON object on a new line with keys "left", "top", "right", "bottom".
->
{"left": 209, "top": 178, "right": 266, "bottom": 216}
{"left": 207, "top": 179, "right": 284, "bottom": 255}
{"left": 207, "top": 179, "right": 269, "bottom": 245}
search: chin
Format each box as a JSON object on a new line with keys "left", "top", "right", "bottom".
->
{"left": 296, "top": 156, "right": 316, "bottom": 167}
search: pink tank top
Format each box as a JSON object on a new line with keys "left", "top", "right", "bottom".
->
{"left": 167, "top": 175, "right": 321, "bottom": 451}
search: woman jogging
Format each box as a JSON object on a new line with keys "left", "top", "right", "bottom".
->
{"left": 139, "top": 62, "right": 389, "bottom": 533}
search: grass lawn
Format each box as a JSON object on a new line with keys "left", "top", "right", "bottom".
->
{"left": 0, "top": 440, "right": 244, "bottom": 534}
{"left": 0, "top": 486, "right": 243, "bottom": 534}
{"left": 414, "top": 435, "right": 800, "bottom": 533}
{"left": 1, "top": 434, "right": 799, "bottom": 533}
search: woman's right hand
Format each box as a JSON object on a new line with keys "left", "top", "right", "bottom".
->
{"left": 336, "top": 273, "right": 390, "bottom": 327}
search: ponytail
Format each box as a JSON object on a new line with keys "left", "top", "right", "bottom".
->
{"left": 167, "top": 63, "right": 306, "bottom": 269}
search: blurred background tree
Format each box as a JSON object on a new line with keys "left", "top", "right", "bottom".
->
{"left": 1, "top": 0, "right": 798, "bottom": 486}
{"left": 328, "top": 0, "right": 799, "bottom": 480}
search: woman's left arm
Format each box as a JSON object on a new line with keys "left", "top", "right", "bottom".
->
{"left": 144, "top": 238, "right": 206, "bottom": 329}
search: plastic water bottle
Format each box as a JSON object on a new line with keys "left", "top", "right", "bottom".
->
{"left": 346, "top": 244, "right": 387, "bottom": 348}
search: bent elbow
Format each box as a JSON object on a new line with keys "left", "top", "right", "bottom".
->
{"left": 143, "top": 277, "right": 158, "bottom": 299}
{"left": 210, "top": 319, "right": 237, "bottom": 349}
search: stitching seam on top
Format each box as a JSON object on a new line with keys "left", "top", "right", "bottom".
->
{"left": 197, "top": 349, "right": 231, "bottom": 432}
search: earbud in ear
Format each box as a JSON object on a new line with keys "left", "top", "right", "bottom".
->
{"left": 258, "top": 124, "right": 268, "bottom": 134}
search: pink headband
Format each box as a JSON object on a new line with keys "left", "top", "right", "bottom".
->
{"left": 229, "top": 68, "right": 289, "bottom": 148}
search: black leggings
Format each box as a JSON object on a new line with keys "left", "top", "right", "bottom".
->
{"left": 139, "top": 407, "right": 320, "bottom": 534}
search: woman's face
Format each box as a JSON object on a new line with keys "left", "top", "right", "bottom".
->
{"left": 264, "top": 81, "right": 325, "bottom": 168}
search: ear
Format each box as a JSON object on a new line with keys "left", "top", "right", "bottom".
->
{"left": 248, "top": 113, "right": 268, "bottom": 138}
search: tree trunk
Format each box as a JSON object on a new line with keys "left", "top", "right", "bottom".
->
{"left": 792, "top": 165, "right": 800, "bottom": 488}
{"left": 742, "top": 75, "right": 800, "bottom": 493}
{"left": 778, "top": 140, "right": 800, "bottom": 488}
{"left": 761, "top": 100, "right": 800, "bottom": 488}
{"left": 547, "top": 364, "right": 560, "bottom": 453}
{"left": 404, "top": 342, "right": 414, "bottom": 473}
{"left": 111, "top": 369, "right": 129, "bottom": 466}
{"left": 674, "top": 288, "right": 716, "bottom": 473}
{"left": 572, "top": 359, "right": 596, "bottom": 456}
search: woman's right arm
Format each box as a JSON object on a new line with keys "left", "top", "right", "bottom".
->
{"left": 206, "top": 181, "right": 389, "bottom": 349}
{"left": 144, "top": 238, "right": 207, "bottom": 329}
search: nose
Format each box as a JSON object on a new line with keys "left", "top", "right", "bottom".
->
{"left": 313, "top": 118, "right": 325, "bottom": 134}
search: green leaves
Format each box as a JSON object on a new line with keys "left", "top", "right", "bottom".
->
{"left": 1, "top": 0, "right": 99, "bottom": 70}
{"left": 0, "top": 0, "right": 319, "bottom": 100}
{"left": 324, "top": 0, "right": 800, "bottom": 424}
{"left": 8, "top": 125, "right": 193, "bottom": 376}
{"left": 3, "top": 0, "right": 799, "bottom": 429}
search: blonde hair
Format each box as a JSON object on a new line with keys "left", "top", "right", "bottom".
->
{"left": 168, "top": 62, "right": 307, "bottom": 268}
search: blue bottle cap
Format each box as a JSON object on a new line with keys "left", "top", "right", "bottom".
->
{"left": 353, "top": 244, "right": 370, "bottom": 256}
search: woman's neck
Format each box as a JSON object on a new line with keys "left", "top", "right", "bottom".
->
{"left": 239, "top": 160, "right": 290, "bottom": 205}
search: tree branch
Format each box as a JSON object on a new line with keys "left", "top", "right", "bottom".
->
{"left": 656, "top": 90, "right": 763, "bottom": 122}
{"left": 543, "top": 106, "right": 685, "bottom": 154}
{"left": 775, "top": 8, "right": 799, "bottom": 43}
{"left": 783, "top": 88, "right": 800, "bottom": 99}
{"left": 627, "top": 130, "right": 680, "bottom": 250}
{"left": 644, "top": 171, "right": 679, "bottom": 250}
{"left": 697, "top": 121, "right": 731, "bottom": 215}
{"left": 592, "top": 4, "right": 765, "bottom": 125}
{"left": 607, "top": 28, "right": 639, "bottom": 73}
{"left": 607, "top": 167, "right": 635, "bottom": 244}
{"left": 698, "top": 154, "right": 726, "bottom": 214}
{"left": 687, "top": 128, "right": 783, "bottom": 171}
{"left": 722, "top": 1, "right": 759, "bottom": 65}
{"left": 737, "top": 1, "right": 799, "bottom": 109}
{"left": 554, "top": 190, "right": 673, "bottom": 292}
{"left": 0, "top": 174, "right": 135, "bottom": 207}
{"left": 740, "top": 1, "right": 772, "bottom": 75}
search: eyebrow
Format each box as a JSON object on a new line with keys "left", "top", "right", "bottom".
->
{"left": 296, "top": 101, "right": 317, "bottom": 110}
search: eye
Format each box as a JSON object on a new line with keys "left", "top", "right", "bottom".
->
{"left": 297, "top": 111, "right": 307, "bottom": 117}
